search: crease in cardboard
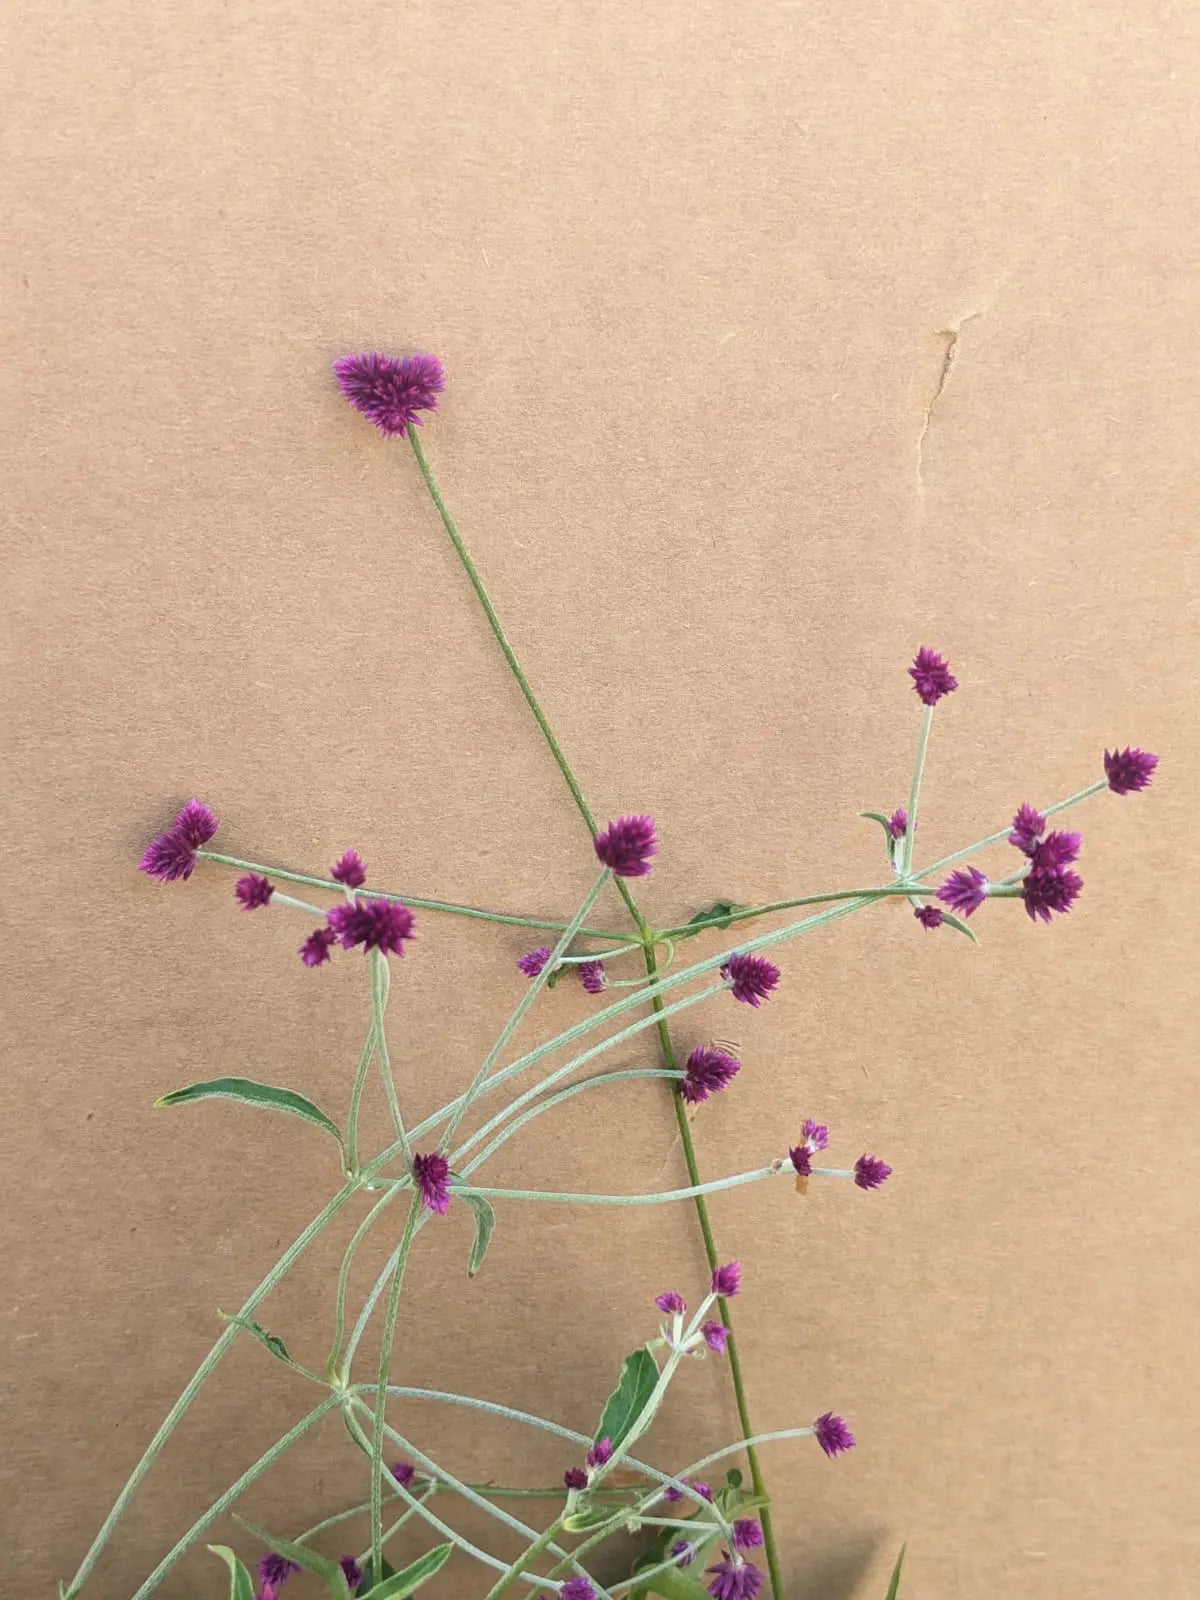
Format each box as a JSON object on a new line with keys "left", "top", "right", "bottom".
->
{"left": 915, "top": 310, "right": 983, "bottom": 490}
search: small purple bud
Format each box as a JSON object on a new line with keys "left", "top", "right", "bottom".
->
{"left": 701, "top": 1320, "right": 730, "bottom": 1355}
{"left": 908, "top": 646, "right": 958, "bottom": 706}
{"left": 711, "top": 1262, "right": 741, "bottom": 1298}
{"left": 813, "top": 1412, "right": 856, "bottom": 1458}
{"left": 1104, "top": 746, "right": 1158, "bottom": 794}
{"left": 656, "top": 1290, "right": 687, "bottom": 1315}
{"left": 854, "top": 1154, "right": 892, "bottom": 1190}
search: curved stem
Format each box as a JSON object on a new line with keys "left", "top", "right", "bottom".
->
{"left": 345, "top": 1017, "right": 379, "bottom": 1176}
{"left": 127, "top": 1395, "right": 342, "bottom": 1600}
{"left": 62, "top": 1183, "right": 356, "bottom": 1600}
{"left": 452, "top": 1166, "right": 778, "bottom": 1206}
{"left": 325, "top": 1186, "right": 399, "bottom": 1381}
{"left": 196, "top": 851, "right": 627, "bottom": 941}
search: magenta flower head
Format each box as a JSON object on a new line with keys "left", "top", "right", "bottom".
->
{"left": 732, "top": 1520, "right": 764, "bottom": 1551}
{"left": 908, "top": 646, "right": 958, "bottom": 706}
{"left": 586, "top": 1437, "right": 613, "bottom": 1469}
{"left": 913, "top": 905, "right": 943, "bottom": 930}
{"left": 563, "top": 1466, "right": 588, "bottom": 1491}
{"left": 235, "top": 874, "right": 274, "bottom": 911}
{"left": 672, "top": 1540, "right": 695, "bottom": 1567}
{"left": 1008, "top": 803, "right": 1047, "bottom": 856}
{"left": 801, "top": 1118, "right": 829, "bottom": 1150}
{"left": 390, "top": 1459, "right": 416, "bottom": 1488}
{"left": 701, "top": 1320, "right": 730, "bottom": 1354}
{"left": 578, "top": 959, "right": 607, "bottom": 994}
{"left": 334, "top": 352, "right": 444, "bottom": 437}
{"left": 937, "top": 866, "right": 989, "bottom": 917}
{"left": 560, "top": 1579, "right": 598, "bottom": 1600}
{"left": 517, "top": 946, "right": 553, "bottom": 978}
{"left": 1030, "top": 831, "right": 1081, "bottom": 872}
{"left": 656, "top": 1290, "right": 686, "bottom": 1315}
{"left": 338, "top": 1556, "right": 363, "bottom": 1594}
{"left": 854, "top": 1154, "right": 892, "bottom": 1190}
{"left": 679, "top": 1045, "right": 740, "bottom": 1104}
{"left": 593, "top": 814, "right": 658, "bottom": 877}
{"left": 327, "top": 897, "right": 415, "bottom": 956}
{"left": 1022, "top": 867, "right": 1083, "bottom": 924}
{"left": 706, "top": 1552, "right": 764, "bottom": 1600}
{"left": 813, "top": 1412, "right": 856, "bottom": 1458}
{"left": 887, "top": 808, "right": 908, "bottom": 840}
{"left": 664, "top": 1478, "right": 710, "bottom": 1504}
{"left": 1104, "top": 746, "right": 1158, "bottom": 795}
{"left": 258, "top": 1583, "right": 277, "bottom": 1600}
{"left": 711, "top": 1262, "right": 741, "bottom": 1298}
{"left": 331, "top": 849, "right": 367, "bottom": 888}
{"left": 138, "top": 799, "right": 219, "bottom": 882}
{"left": 412, "top": 1151, "right": 452, "bottom": 1215}
{"left": 789, "top": 1144, "right": 813, "bottom": 1178}
{"left": 721, "top": 953, "right": 780, "bottom": 1007}
{"left": 258, "top": 1555, "right": 300, "bottom": 1588}
{"left": 300, "top": 926, "right": 337, "bottom": 967}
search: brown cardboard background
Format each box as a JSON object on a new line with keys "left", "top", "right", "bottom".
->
{"left": 2, "top": 1, "right": 1196, "bottom": 1595}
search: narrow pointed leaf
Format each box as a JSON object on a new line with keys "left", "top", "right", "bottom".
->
{"left": 638, "top": 1567, "right": 716, "bottom": 1600}
{"left": 233, "top": 1516, "right": 350, "bottom": 1598}
{"left": 157, "top": 1078, "right": 344, "bottom": 1150}
{"left": 207, "top": 1547, "right": 255, "bottom": 1600}
{"left": 936, "top": 910, "right": 978, "bottom": 942}
{"left": 683, "top": 900, "right": 739, "bottom": 934}
{"left": 220, "top": 1314, "right": 293, "bottom": 1365}
{"left": 859, "top": 810, "right": 897, "bottom": 845}
{"left": 460, "top": 1191, "right": 495, "bottom": 1278}
{"left": 359, "top": 1541, "right": 453, "bottom": 1597}
{"left": 884, "top": 1544, "right": 906, "bottom": 1600}
{"left": 595, "top": 1346, "right": 660, "bottom": 1452}
{"left": 564, "top": 1503, "right": 626, "bottom": 1533}
{"left": 356, "top": 1556, "right": 397, "bottom": 1592}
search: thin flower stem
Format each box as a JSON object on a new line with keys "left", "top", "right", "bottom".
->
{"left": 343, "top": 1410, "right": 550, "bottom": 1589}
{"left": 61, "top": 1183, "right": 356, "bottom": 1600}
{"left": 355, "top": 1403, "right": 596, "bottom": 1585}
{"left": 439, "top": 868, "right": 610, "bottom": 1151}
{"left": 482, "top": 1518, "right": 568, "bottom": 1600}
{"left": 195, "top": 851, "right": 628, "bottom": 941}
{"left": 452, "top": 1165, "right": 779, "bottom": 1206}
{"left": 911, "top": 779, "right": 1109, "bottom": 880}
{"left": 345, "top": 1015, "right": 380, "bottom": 1176}
{"left": 452, "top": 1069, "right": 682, "bottom": 1175}
{"left": 126, "top": 1395, "right": 343, "bottom": 1600}
{"left": 903, "top": 703, "right": 934, "bottom": 878}
{"left": 371, "top": 951, "right": 411, "bottom": 1164}
{"left": 370, "top": 1197, "right": 423, "bottom": 1576}
{"left": 657, "top": 884, "right": 918, "bottom": 941}
{"left": 364, "top": 1485, "right": 438, "bottom": 1560}
{"left": 324, "top": 1186, "right": 397, "bottom": 1381}
{"left": 272, "top": 890, "right": 331, "bottom": 917}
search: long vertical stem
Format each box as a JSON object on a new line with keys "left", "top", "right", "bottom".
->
{"left": 371, "top": 1197, "right": 423, "bottom": 1576}
{"left": 902, "top": 704, "right": 933, "bottom": 878}
{"left": 407, "top": 431, "right": 785, "bottom": 1595}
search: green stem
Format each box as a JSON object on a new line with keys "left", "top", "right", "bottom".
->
{"left": 346, "top": 1017, "right": 380, "bottom": 1175}
{"left": 444, "top": 1167, "right": 778, "bottom": 1206}
{"left": 325, "top": 1186, "right": 400, "bottom": 1381}
{"left": 196, "top": 851, "right": 626, "bottom": 941}
{"left": 645, "top": 945, "right": 785, "bottom": 1600}
{"left": 482, "top": 1517, "right": 566, "bottom": 1600}
{"left": 127, "top": 1395, "right": 342, "bottom": 1600}
{"left": 62, "top": 1184, "right": 356, "bottom": 1600}
{"left": 371, "top": 1198, "right": 422, "bottom": 1575}
{"left": 657, "top": 884, "right": 918, "bottom": 940}
{"left": 371, "top": 951, "right": 411, "bottom": 1163}
{"left": 912, "top": 779, "right": 1108, "bottom": 880}
{"left": 903, "top": 704, "right": 934, "bottom": 878}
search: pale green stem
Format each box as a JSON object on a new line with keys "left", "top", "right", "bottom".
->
{"left": 353, "top": 1401, "right": 593, "bottom": 1583}
{"left": 452, "top": 1070, "right": 682, "bottom": 1174}
{"left": 370, "top": 1198, "right": 422, "bottom": 1576}
{"left": 363, "top": 1485, "right": 437, "bottom": 1560}
{"left": 482, "top": 1519, "right": 567, "bottom": 1600}
{"left": 450, "top": 1164, "right": 779, "bottom": 1206}
{"left": 439, "top": 868, "right": 610, "bottom": 1151}
{"left": 342, "top": 1411, "right": 551, "bottom": 1590}
{"left": 902, "top": 704, "right": 934, "bottom": 878}
{"left": 271, "top": 890, "right": 330, "bottom": 917}
{"left": 196, "top": 851, "right": 627, "bottom": 941}
{"left": 62, "top": 1183, "right": 356, "bottom": 1600}
{"left": 325, "top": 1186, "right": 398, "bottom": 1381}
{"left": 912, "top": 779, "right": 1108, "bottom": 880}
{"left": 127, "top": 1395, "right": 342, "bottom": 1600}
{"left": 345, "top": 1016, "right": 380, "bottom": 1175}
{"left": 370, "top": 951, "right": 410, "bottom": 1163}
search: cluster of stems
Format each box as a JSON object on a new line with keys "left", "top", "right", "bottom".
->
{"left": 67, "top": 418, "right": 1121, "bottom": 1600}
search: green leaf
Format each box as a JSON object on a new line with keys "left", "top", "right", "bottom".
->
{"left": 233, "top": 1517, "right": 350, "bottom": 1599}
{"left": 685, "top": 900, "right": 739, "bottom": 932}
{"left": 207, "top": 1546, "right": 255, "bottom": 1600}
{"left": 220, "top": 1314, "right": 293, "bottom": 1365}
{"left": 936, "top": 910, "right": 978, "bottom": 943}
{"left": 636, "top": 1566, "right": 715, "bottom": 1600}
{"left": 461, "top": 1191, "right": 495, "bottom": 1278}
{"left": 157, "top": 1078, "right": 344, "bottom": 1151}
{"left": 725, "top": 1467, "right": 743, "bottom": 1489}
{"left": 859, "top": 811, "right": 896, "bottom": 846}
{"left": 359, "top": 1541, "right": 453, "bottom": 1598}
{"left": 356, "top": 1556, "right": 397, "bottom": 1592}
{"left": 595, "top": 1346, "right": 660, "bottom": 1453}
{"left": 563, "top": 1503, "right": 625, "bottom": 1534}
{"left": 884, "top": 1543, "right": 906, "bottom": 1600}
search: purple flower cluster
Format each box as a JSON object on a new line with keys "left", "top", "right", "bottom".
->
{"left": 593, "top": 814, "right": 658, "bottom": 877}
{"left": 138, "top": 799, "right": 219, "bottom": 883}
{"left": 235, "top": 873, "right": 274, "bottom": 911}
{"left": 908, "top": 646, "right": 958, "bottom": 706}
{"left": 813, "top": 1411, "right": 856, "bottom": 1457}
{"left": 412, "top": 1151, "right": 452, "bottom": 1215}
{"left": 788, "top": 1118, "right": 829, "bottom": 1179}
{"left": 334, "top": 352, "right": 444, "bottom": 437}
{"left": 706, "top": 1551, "right": 764, "bottom": 1599}
{"left": 721, "top": 954, "right": 780, "bottom": 1007}
{"left": 887, "top": 807, "right": 908, "bottom": 840}
{"left": 679, "top": 1044, "right": 741, "bottom": 1104}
